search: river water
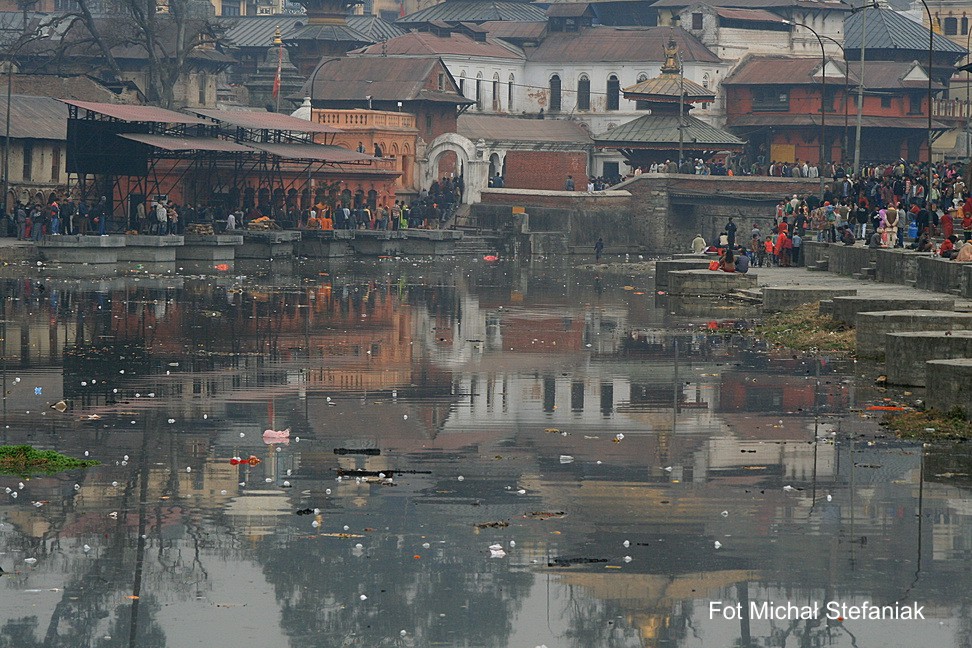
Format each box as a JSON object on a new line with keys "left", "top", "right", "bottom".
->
{"left": 0, "top": 258, "right": 969, "bottom": 648}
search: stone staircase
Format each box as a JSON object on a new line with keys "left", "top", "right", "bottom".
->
{"left": 453, "top": 234, "right": 493, "bottom": 256}
{"left": 852, "top": 261, "right": 877, "bottom": 281}
{"left": 806, "top": 259, "right": 829, "bottom": 272}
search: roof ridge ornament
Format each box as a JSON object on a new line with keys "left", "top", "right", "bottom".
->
{"left": 661, "top": 31, "right": 681, "bottom": 75}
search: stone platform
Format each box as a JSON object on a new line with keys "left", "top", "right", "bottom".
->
{"left": 298, "top": 229, "right": 354, "bottom": 258}
{"left": 829, "top": 295, "right": 955, "bottom": 326}
{"left": 667, "top": 269, "right": 757, "bottom": 296}
{"left": 855, "top": 310, "right": 972, "bottom": 358}
{"left": 350, "top": 229, "right": 463, "bottom": 256}
{"left": 925, "top": 358, "right": 972, "bottom": 415}
{"left": 237, "top": 230, "right": 301, "bottom": 260}
{"left": 762, "top": 286, "right": 857, "bottom": 313}
{"left": 118, "top": 235, "right": 183, "bottom": 263}
{"left": 37, "top": 235, "right": 125, "bottom": 266}
{"left": 655, "top": 258, "right": 714, "bottom": 290}
{"left": 885, "top": 330, "right": 972, "bottom": 386}
{"left": 176, "top": 234, "right": 242, "bottom": 270}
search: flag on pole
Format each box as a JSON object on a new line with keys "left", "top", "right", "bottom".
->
{"left": 271, "top": 43, "right": 283, "bottom": 99}
{"left": 399, "top": 0, "right": 405, "bottom": 18}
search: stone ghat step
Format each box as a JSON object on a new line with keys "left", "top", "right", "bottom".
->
{"left": 885, "top": 330, "right": 972, "bottom": 387}
{"left": 656, "top": 258, "right": 715, "bottom": 288}
{"left": 667, "top": 269, "right": 757, "bottom": 296}
{"left": 856, "top": 310, "right": 972, "bottom": 359}
{"left": 925, "top": 358, "right": 972, "bottom": 416}
{"left": 829, "top": 295, "right": 955, "bottom": 326}
{"left": 762, "top": 286, "right": 857, "bottom": 312}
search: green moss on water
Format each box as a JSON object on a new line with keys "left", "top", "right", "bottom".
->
{"left": 755, "top": 302, "right": 855, "bottom": 354}
{"left": 0, "top": 445, "right": 100, "bottom": 477}
{"left": 882, "top": 408, "right": 972, "bottom": 441}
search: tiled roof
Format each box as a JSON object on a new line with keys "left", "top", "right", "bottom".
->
{"left": 0, "top": 94, "right": 67, "bottom": 140}
{"left": 652, "top": 0, "right": 849, "bottom": 9}
{"left": 478, "top": 20, "right": 547, "bottom": 40}
{"left": 546, "top": 3, "right": 595, "bottom": 17}
{"left": 712, "top": 7, "right": 784, "bottom": 22}
{"left": 286, "top": 22, "right": 371, "bottom": 44}
{"left": 844, "top": 7, "right": 967, "bottom": 55}
{"left": 352, "top": 30, "right": 524, "bottom": 58}
{"left": 458, "top": 114, "right": 592, "bottom": 144}
{"left": 724, "top": 55, "right": 945, "bottom": 89}
{"left": 398, "top": 1, "right": 547, "bottom": 25}
{"left": 303, "top": 56, "right": 473, "bottom": 104}
{"left": 525, "top": 26, "right": 720, "bottom": 63}
{"left": 594, "top": 113, "right": 744, "bottom": 147}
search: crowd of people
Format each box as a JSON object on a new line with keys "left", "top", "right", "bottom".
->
{"left": 694, "top": 158, "right": 972, "bottom": 270}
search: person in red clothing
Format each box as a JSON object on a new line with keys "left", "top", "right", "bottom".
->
{"left": 775, "top": 229, "right": 791, "bottom": 267}
{"left": 939, "top": 235, "right": 958, "bottom": 259}
{"left": 964, "top": 210, "right": 972, "bottom": 242}
{"left": 942, "top": 207, "right": 955, "bottom": 239}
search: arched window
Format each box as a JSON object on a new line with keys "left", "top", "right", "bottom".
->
{"left": 577, "top": 75, "right": 591, "bottom": 111}
{"left": 606, "top": 74, "right": 620, "bottom": 111}
{"left": 475, "top": 73, "right": 483, "bottom": 111}
{"left": 963, "top": 15, "right": 969, "bottom": 35}
{"left": 459, "top": 72, "right": 466, "bottom": 97}
{"left": 550, "top": 74, "right": 561, "bottom": 112}
{"left": 635, "top": 74, "right": 649, "bottom": 110}
{"left": 508, "top": 74, "right": 515, "bottom": 111}
{"left": 492, "top": 72, "right": 500, "bottom": 111}
{"left": 945, "top": 15, "right": 958, "bottom": 35}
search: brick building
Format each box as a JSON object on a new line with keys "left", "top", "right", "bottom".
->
{"left": 723, "top": 55, "right": 948, "bottom": 164}
{"left": 457, "top": 113, "right": 591, "bottom": 190}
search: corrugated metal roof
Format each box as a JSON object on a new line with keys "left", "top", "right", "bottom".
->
{"left": 525, "top": 26, "right": 721, "bottom": 63}
{"left": 118, "top": 134, "right": 253, "bottom": 152}
{"left": 623, "top": 73, "right": 714, "bottom": 100}
{"left": 286, "top": 22, "right": 370, "bottom": 44}
{"left": 0, "top": 94, "right": 67, "bottom": 140}
{"left": 398, "top": 1, "right": 547, "bottom": 25}
{"left": 478, "top": 20, "right": 547, "bottom": 40}
{"left": 60, "top": 99, "right": 208, "bottom": 125}
{"left": 305, "top": 57, "right": 473, "bottom": 104}
{"left": 728, "top": 114, "right": 948, "bottom": 129}
{"left": 352, "top": 31, "right": 524, "bottom": 58}
{"left": 713, "top": 7, "right": 784, "bottom": 22}
{"left": 247, "top": 142, "right": 381, "bottom": 162}
{"left": 546, "top": 3, "right": 595, "bottom": 17}
{"left": 844, "top": 7, "right": 967, "bottom": 55}
{"left": 220, "top": 15, "right": 404, "bottom": 49}
{"left": 724, "top": 55, "right": 945, "bottom": 89}
{"left": 594, "top": 114, "right": 744, "bottom": 146}
{"left": 191, "top": 108, "right": 343, "bottom": 133}
{"left": 652, "top": 0, "right": 849, "bottom": 9}
{"left": 458, "top": 114, "right": 592, "bottom": 143}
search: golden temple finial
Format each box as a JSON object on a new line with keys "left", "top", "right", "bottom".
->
{"left": 661, "top": 31, "right": 680, "bottom": 74}
{"left": 273, "top": 27, "right": 282, "bottom": 46}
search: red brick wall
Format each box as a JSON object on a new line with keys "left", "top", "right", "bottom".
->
{"left": 503, "top": 151, "right": 589, "bottom": 191}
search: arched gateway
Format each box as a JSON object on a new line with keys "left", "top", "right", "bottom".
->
{"left": 418, "top": 132, "right": 489, "bottom": 205}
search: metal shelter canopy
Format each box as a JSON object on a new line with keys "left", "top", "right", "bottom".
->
{"left": 61, "top": 99, "right": 209, "bottom": 125}
{"left": 247, "top": 142, "right": 377, "bottom": 164}
{"left": 190, "top": 108, "right": 343, "bottom": 135}
{"left": 118, "top": 133, "right": 254, "bottom": 153}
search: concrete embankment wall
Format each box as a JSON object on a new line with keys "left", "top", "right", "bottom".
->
{"left": 473, "top": 175, "right": 819, "bottom": 256}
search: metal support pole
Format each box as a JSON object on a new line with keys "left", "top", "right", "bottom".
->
{"left": 920, "top": 0, "right": 934, "bottom": 204}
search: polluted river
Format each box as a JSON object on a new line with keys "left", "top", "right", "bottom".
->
{"left": 0, "top": 257, "right": 969, "bottom": 648}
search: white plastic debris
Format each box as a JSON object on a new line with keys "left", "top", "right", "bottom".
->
{"left": 325, "top": 489, "right": 332, "bottom": 495}
{"left": 826, "top": 494, "right": 833, "bottom": 502}
{"left": 721, "top": 510, "right": 729, "bottom": 517}
{"left": 186, "top": 467, "right": 191, "bottom": 473}
{"left": 714, "top": 541, "right": 722, "bottom": 549}
{"left": 355, "top": 543, "right": 363, "bottom": 549}
{"left": 83, "top": 545, "right": 91, "bottom": 553}
{"left": 488, "top": 544, "right": 506, "bottom": 558}
{"left": 343, "top": 525, "right": 350, "bottom": 531}
{"left": 783, "top": 485, "right": 796, "bottom": 492}
{"left": 167, "top": 418, "right": 175, "bottom": 424}
{"left": 359, "top": 594, "right": 368, "bottom": 601}
{"left": 615, "top": 433, "right": 624, "bottom": 441}
{"left": 24, "top": 558, "right": 37, "bottom": 564}
{"left": 311, "top": 520, "right": 320, "bottom": 528}
{"left": 111, "top": 481, "right": 118, "bottom": 487}
{"left": 623, "top": 540, "right": 630, "bottom": 548}
{"left": 559, "top": 455, "right": 574, "bottom": 464}
{"left": 516, "top": 489, "right": 527, "bottom": 495}
{"left": 457, "top": 476, "right": 464, "bottom": 481}
{"left": 239, "top": 432, "right": 245, "bottom": 438}
{"left": 265, "top": 478, "right": 272, "bottom": 483}
{"left": 108, "top": 512, "right": 118, "bottom": 519}
{"left": 623, "top": 556, "right": 632, "bottom": 563}
{"left": 509, "top": 540, "right": 516, "bottom": 548}
{"left": 664, "top": 466, "right": 673, "bottom": 472}
{"left": 282, "top": 481, "right": 291, "bottom": 487}
{"left": 403, "top": 414, "right": 408, "bottom": 420}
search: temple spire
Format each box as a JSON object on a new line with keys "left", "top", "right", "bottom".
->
{"left": 661, "top": 32, "right": 681, "bottom": 75}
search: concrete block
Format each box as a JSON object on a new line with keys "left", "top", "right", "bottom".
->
{"left": 667, "top": 269, "right": 757, "bottom": 296}
{"left": 925, "top": 358, "right": 972, "bottom": 415}
{"left": 856, "top": 310, "right": 972, "bottom": 359}
{"left": 298, "top": 230, "right": 354, "bottom": 258}
{"left": 762, "top": 286, "right": 857, "bottom": 313}
{"left": 656, "top": 258, "right": 714, "bottom": 289}
{"left": 885, "top": 330, "right": 972, "bottom": 386}
{"left": 177, "top": 234, "right": 242, "bottom": 263}
{"left": 118, "top": 235, "right": 183, "bottom": 263}
{"left": 963, "top": 265, "right": 972, "bottom": 298}
{"left": 830, "top": 295, "right": 955, "bottom": 326}
{"left": 915, "top": 256, "right": 972, "bottom": 293}
{"left": 38, "top": 234, "right": 125, "bottom": 264}
{"left": 875, "top": 248, "right": 919, "bottom": 285}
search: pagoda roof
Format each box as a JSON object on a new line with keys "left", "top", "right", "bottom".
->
{"left": 593, "top": 114, "right": 743, "bottom": 149}
{"left": 623, "top": 73, "right": 714, "bottom": 102}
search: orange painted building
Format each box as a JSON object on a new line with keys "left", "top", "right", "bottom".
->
{"left": 724, "top": 55, "right": 946, "bottom": 164}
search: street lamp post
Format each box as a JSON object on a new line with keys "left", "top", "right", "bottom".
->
{"left": 786, "top": 20, "right": 827, "bottom": 195}
{"left": 918, "top": 0, "right": 935, "bottom": 207}
{"left": 851, "top": 2, "right": 880, "bottom": 177}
